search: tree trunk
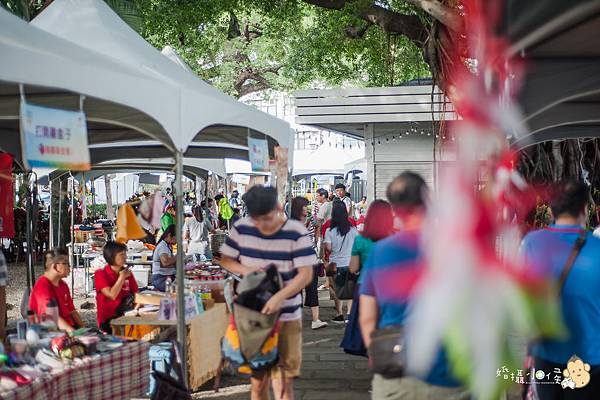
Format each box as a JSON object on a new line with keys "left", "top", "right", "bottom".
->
{"left": 105, "top": 175, "right": 115, "bottom": 220}
{"left": 50, "top": 175, "right": 70, "bottom": 248}
{"left": 552, "top": 140, "right": 564, "bottom": 181}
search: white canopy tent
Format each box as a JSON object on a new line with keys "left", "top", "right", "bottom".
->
{"left": 0, "top": 8, "right": 182, "bottom": 299}
{"left": 87, "top": 141, "right": 250, "bottom": 165}
{"left": 0, "top": 7, "right": 179, "bottom": 166}
{"left": 97, "top": 157, "right": 228, "bottom": 178}
{"left": 32, "top": 0, "right": 294, "bottom": 156}
{"left": 31, "top": 1, "right": 294, "bottom": 380}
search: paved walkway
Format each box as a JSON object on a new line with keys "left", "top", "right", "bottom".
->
{"left": 193, "top": 289, "right": 371, "bottom": 400}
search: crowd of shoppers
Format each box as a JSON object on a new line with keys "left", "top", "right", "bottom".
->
{"left": 19, "top": 173, "right": 600, "bottom": 400}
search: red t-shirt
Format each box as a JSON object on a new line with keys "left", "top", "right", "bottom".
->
{"left": 321, "top": 217, "right": 357, "bottom": 238}
{"left": 95, "top": 265, "right": 138, "bottom": 325}
{"left": 29, "top": 276, "right": 76, "bottom": 327}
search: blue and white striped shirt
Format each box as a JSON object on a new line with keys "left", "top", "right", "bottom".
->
{"left": 220, "top": 218, "right": 317, "bottom": 321}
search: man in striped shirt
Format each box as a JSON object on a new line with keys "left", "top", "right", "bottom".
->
{"left": 220, "top": 185, "right": 316, "bottom": 400}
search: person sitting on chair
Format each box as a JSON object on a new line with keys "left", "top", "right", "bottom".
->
{"left": 95, "top": 241, "right": 139, "bottom": 333}
{"left": 29, "top": 248, "right": 84, "bottom": 333}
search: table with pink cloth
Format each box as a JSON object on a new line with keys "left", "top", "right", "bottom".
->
{"left": 0, "top": 341, "right": 150, "bottom": 400}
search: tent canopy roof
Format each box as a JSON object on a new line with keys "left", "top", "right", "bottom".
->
{"left": 32, "top": 0, "right": 293, "bottom": 154}
{"left": 501, "top": 1, "right": 600, "bottom": 149}
{"left": 87, "top": 141, "right": 249, "bottom": 165}
{"left": 97, "top": 158, "right": 227, "bottom": 178}
{"left": 49, "top": 163, "right": 207, "bottom": 182}
{"left": 0, "top": 8, "right": 178, "bottom": 168}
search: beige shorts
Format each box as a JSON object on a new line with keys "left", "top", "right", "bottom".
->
{"left": 269, "top": 320, "right": 302, "bottom": 379}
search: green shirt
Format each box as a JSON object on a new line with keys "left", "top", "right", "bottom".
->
{"left": 159, "top": 213, "right": 175, "bottom": 236}
{"left": 351, "top": 235, "right": 374, "bottom": 271}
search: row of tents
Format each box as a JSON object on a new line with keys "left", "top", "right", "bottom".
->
{"left": 0, "top": 0, "right": 295, "bottom": 383}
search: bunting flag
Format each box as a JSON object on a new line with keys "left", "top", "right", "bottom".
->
{"left": 403, "top": 1, "right": 563, "bottom": 398}
{"left": 0, "top": 153, "right": 14, "bottom": 238}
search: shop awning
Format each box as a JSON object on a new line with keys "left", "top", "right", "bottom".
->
{"left": 501, "top": 1, "right": 600, "bottom": 148}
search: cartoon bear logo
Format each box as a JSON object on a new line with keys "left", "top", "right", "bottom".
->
{"left": 561, "top": 355, "right": 591, "bottom": 389}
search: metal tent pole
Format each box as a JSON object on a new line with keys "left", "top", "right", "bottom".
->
{"left": 175, "top": 150, "right": 188, "bottom": 386}
{"left": 58, "top": 179, "right": 63, "bottom": 248}
{"left": 69, "top": 175, "right": 75, "bottom": 298}
{"left": 25, "top": 172, "right": 34, "bottom": 292}
{"left": 49, "top": 180, "right": 54, "bottom": 249}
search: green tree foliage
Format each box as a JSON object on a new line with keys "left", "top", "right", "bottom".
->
{"left": 1, "top": 0, "right": 141, "bottom": 27}
{"left": 134, "top": 0, "right": 431, "bottom": 97}
{"left": 2, "top": 0, "right": 442, "bottom": 96}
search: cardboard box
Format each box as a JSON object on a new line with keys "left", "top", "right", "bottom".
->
{"left": 135, "top": 291, "right": 167, "bottom": 306}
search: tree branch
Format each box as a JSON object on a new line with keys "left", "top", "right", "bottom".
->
{"left": 228, "top": 12, "right": 242, "bottom": 39}
{"left": 233, "top": 65, "right": 281, "bottom": 98}
{"left": 237, "top": 81, "right": 272, "bottom": 98}
{"left": 302, "top": 0, "right": 428, "bottom": 44}
{"left": 345, "top": 22, "right": 371, "bottom": 39}
{"left": 403, "top": 0, "right": 462, "bottom": 32}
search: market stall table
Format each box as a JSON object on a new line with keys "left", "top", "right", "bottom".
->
{"left": 111, "top": 303, "right": 228, "bottom": 390}
{"left": 0, "top": 341, "right": 150, "bottom": 400}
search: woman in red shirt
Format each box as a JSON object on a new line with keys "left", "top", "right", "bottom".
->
{"left": 94, "top": 241, "right": 138, "bottom": 332}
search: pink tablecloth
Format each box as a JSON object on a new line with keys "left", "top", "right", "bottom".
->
{"left": 0, "top": 341, "right": 150, "bottom": 400}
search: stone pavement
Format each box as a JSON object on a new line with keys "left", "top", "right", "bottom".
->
{"left": 193, "top": 289, "right": 371, "bottom": 400}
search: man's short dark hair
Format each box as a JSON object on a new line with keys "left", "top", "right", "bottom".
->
{"left": 243, "top": 185, "right": 278, "bottom": 217}
{"left": 316, "top": 188, "right": 328, "bottom": 198}
{"left": 550, "top": 180, "right": 590, "bottom": 219}
{"left": 386, "top": 171, "right": 428, "bottom": 209}
{"left": 103, "top": 241, "right": 128, "bottom": 266}
{"left": 44, "top": 247, "right": 69, "bottom": 270}
{"left": 334, "top": 183, "right": 346, "bottom": 190}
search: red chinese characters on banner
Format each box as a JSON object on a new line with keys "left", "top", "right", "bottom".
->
{"left": 0, "top": 153, "right": 15, "bottom": 238}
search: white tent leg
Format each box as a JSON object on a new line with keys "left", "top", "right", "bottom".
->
{"left": 175, "top": 150, "right": 188, "bottom": 387}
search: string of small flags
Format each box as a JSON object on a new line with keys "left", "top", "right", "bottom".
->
{"left": 369, "top": 129, "right": 456, "bottom": 145}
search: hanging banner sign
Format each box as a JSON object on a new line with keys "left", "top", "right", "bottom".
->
{"left": 0, "top": 153, "right": 15, "bottom": 238}
{"left": 248, "top": 137, "right": 269, "bottom": 172}
{"left": 20, "top": 101, "right": 90, "bottom": 171}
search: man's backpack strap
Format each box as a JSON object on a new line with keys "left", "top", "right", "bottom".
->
{"left": 558, "top": 230, "right": 587, "bottom": 294}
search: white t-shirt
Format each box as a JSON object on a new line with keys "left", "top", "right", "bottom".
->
{"left": 317, "top": 201, "right": 332, "bottom": 222}
{"left": 324, "top": 226, "right": 358, "bottom": 267}
{"left": 152, "top": 240, "right": 174, "bottom": 276}
{"left": 184, "top": 217, "right": 209, "bottom": 243}
{"left": 340, "top": 196, "right": 352, "bottom": 214}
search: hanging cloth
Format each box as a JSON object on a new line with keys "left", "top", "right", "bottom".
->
{"left": 115, "top": 203, "right": 146, "bottom": 244}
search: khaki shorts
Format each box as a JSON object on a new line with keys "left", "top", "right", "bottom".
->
{"left": 269, "top": 320, "right": 302, "bottom": 379}
{"left": 372, "top": 374, "right": 469, "bottom": 400}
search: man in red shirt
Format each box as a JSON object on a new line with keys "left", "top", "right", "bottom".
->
{"left": 29, "top": 248, "right": 84, "bottom": 332}
{"left": 95, "top": 241, "right": 138, "bottom": 332}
